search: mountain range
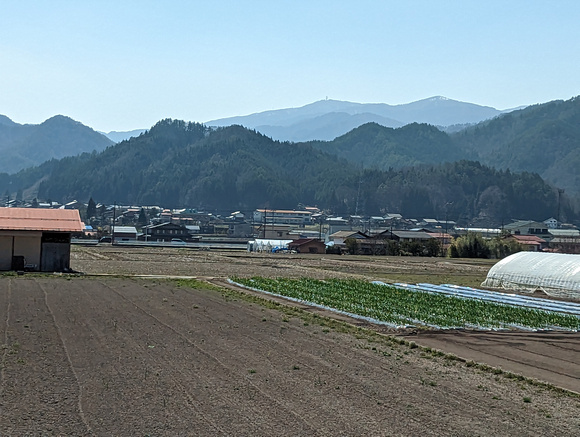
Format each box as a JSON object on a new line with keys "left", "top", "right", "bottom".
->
{"left": 99, "top": 129, "right": 147, "bottom": 143}
{"left": 0, "top": 115, "right": 113, "bottom": 174}
{"left": 0, "top": 96, "right": 512, "bottom": 174}
{"left": 0, "top": 118, "right": 576, "bottom": 225}
{"left": 1, "top": 95, "right": 579, "bottom": 223}
{"left": 207, "top": 96, "right": 512, "bottom": 142}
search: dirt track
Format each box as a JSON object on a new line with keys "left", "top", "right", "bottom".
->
{"left": 1, "top": 276, "right": 579, "bottom": 435}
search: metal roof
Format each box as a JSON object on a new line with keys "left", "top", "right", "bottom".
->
{"left": 549, "top": 229, "right": 580, "bottom": 237}
{"left": 0, "top": 207, "right": 83, "bottom": 232}
{"left": 508, "top": 234, "right": 546, "bottom": 244}
{"left": 329, "top": 230, "right": 367, "bottom": 239}
{"left": 112, "top": 226, "right": 138, "bottom": 234}
{"left": 256, "top": 209, "right": 312, "bottom": 215}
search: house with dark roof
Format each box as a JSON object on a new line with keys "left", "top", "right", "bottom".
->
{"left": 142, "top": 222, "right": 190, "bottom": 242}
{"left": 0, "top": 207, "right": 83, "bottom": 272}
{"left": 288, "top": 238, "right": 326, "bottom": 254}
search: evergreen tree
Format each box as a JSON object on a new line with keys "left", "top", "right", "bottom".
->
{"left": 138, "top": 208, "right": 148, "bottom": 226}
{"left": 86, "top": 197, "right": 97, "bottom": 219}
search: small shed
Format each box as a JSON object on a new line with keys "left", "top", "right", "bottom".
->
{"left": 0, "top": 207, "right": 83, "bottom": 272}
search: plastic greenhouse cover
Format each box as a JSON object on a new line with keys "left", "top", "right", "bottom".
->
{"left": 482, "top": 252, "right": 580, "bottom": 299}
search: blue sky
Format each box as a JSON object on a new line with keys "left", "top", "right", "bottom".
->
{"left": 1, "top": 1, "right": 579, "bottom": 131}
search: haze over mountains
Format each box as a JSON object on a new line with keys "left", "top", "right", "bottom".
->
{"left": 1, "top": 119, "right": 571, "bottom": 225}
{"left": 0, "top": 115, "right": 113, "bottom": 174}
{"left": 100, "top": 129, "right": 147, "bottom": 144}
{"left": 1, "top": 95, "right": 580, "bottom": 224}
{"left": 207, "top": 97, "right": 510, "bottom": 142}
{"left": 0, "top": 96, "right": 511, "bottom": 174}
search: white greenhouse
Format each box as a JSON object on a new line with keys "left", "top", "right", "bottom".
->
{"left": 482, "top": 252, "right": 580, "bottom": 299}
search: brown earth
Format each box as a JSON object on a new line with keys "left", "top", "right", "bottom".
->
{"left": 71, "top": 245, "right": 495, "bottom": 286}
{"left": 0, "top": 245, "right": 577, "bottom": 435}
{"left": 70, "top": 245, "right": 580, "bottom": 393}
{"left": 0, "top": 276, "right": 578, "bottom": 436}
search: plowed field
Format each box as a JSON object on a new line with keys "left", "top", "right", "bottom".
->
{"left": 0, "top": 246, "right": 577, "bottom": 435}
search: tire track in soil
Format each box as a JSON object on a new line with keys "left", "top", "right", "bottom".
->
{"left": 106, "top": 280, "right": 404, "bottom": 434}
{"left": 412, "top": 331, "right": 580, "bottom": 393}
{"left": 38, "top": 279, "right": 94, "bottom": 435}
{"left": 40, "top": 277, "right": 320, "bottom": 435}
{"left": 446, "top": 332, "right": 579, "bottom": 380}
{"left": 103, "top": 278, "right": 536, "bottom": 436}
{"left": 97, "top": 279, "right": 322, "bottom": 436}
{"left": 0, "top": 278, "right": 11, "bottom": 398}
{"left": 457, "top": 341, "right": 579, "bottom": 382}
{"left": 12, "top": 277, "right": 580, "bottom": 436}
{"left": 101, "top": 279, "right": 440, "bottom": 436}
{"left": 36, "top": 278, "right": 227, "bottom": 435}
{"left": 0, "top": 278, "right": 88, "bottom": 435}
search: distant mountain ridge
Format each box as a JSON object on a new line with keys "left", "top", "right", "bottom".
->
{"left": 0, "top": 115, "right": 113, "bottom": 174}
{"left": 100, "top": 129, "right": 147, "bottom": 143}
{"left": 207, "top": 97, "right": 511, "bottom": 142}
{"left": 0, "top": 96, "right": 520, "bottom": 171}
{"left": 0, "top": 120, "right": 572, "bottom": 225}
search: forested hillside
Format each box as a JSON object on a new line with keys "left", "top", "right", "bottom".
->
{"left": 0, "top": 119, "right": 574, "bottom": 225}
{"left": 309, "top": 122, "right": 471, "bottom": 168}
{"left": 452, "top": 96, "right": 580, "bottom": 193}
{"left": 0, "top": 115, "right": 113, "bottom": 173}
{"left": 303, "top": 96, "right": 580, "bottom": 196}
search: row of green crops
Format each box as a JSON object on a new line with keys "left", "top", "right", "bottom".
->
{"left": 231, "top": 277, "right": 580, "bottom": 331}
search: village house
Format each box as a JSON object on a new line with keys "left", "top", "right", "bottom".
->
{"left": 503, "top": 234, "right": 547, "bottom": 252}
{"left": 253, "top": 209, "right": 313, "bottom": 226}
{"left": 327, "top": 230, "right": 368, "bottom": 252}
{"left": 142, "top": 222, "right": 190, "bottom": 242}
{"left": 255, "top": 224, "right": 295, "bottom": 240}
{"left": 111, "top": 226, "right": 138, "bottom": 241}
{"left": 504, "top": 220, "right": 549, "bottom": 236}
{"left": 288, "top": 238, "right": 326, "bottom": 254}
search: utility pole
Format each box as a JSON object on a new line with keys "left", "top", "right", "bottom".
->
{"left": 112, "top": 202, "right": 117, "bottom": 244}
{"left": 557, "top": 189, "right": 565, "bottom": 224}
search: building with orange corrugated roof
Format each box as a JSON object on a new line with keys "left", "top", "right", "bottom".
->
{"left": 0, "top": 207, "right": 83, "bottom": 272}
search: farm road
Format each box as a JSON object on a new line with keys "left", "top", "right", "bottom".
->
{"left": 0, "top": 276, "right": 579, "bottom": 436}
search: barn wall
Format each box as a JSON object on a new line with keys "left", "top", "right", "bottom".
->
{"left": 13, "top": 235, "right": 42, "bottom": 269}
{"left": 41, "top": 232, "right": 72, "bottom": 272}
{"left": 0, "top": 235, "right": 13, "bottom": 270}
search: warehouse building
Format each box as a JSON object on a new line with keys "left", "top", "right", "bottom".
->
{"left": 0, "top": 208, "right": 83, "bottom": 272}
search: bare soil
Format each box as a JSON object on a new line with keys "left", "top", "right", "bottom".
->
{"left": 0, "top": 246, "right": 577, "bottom": 435}
{"left": 72, "top": 245, "right": 494, "bottom": 286}
{"left": 1, "top": 276, "right": 578, "bottom": 436}
{"left": 70, "top": 246, "right": 580, "bottom": 393}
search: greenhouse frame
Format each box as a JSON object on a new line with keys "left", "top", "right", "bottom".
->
{"left": 482, "top": 252, "right": 580, "bottom": 299}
